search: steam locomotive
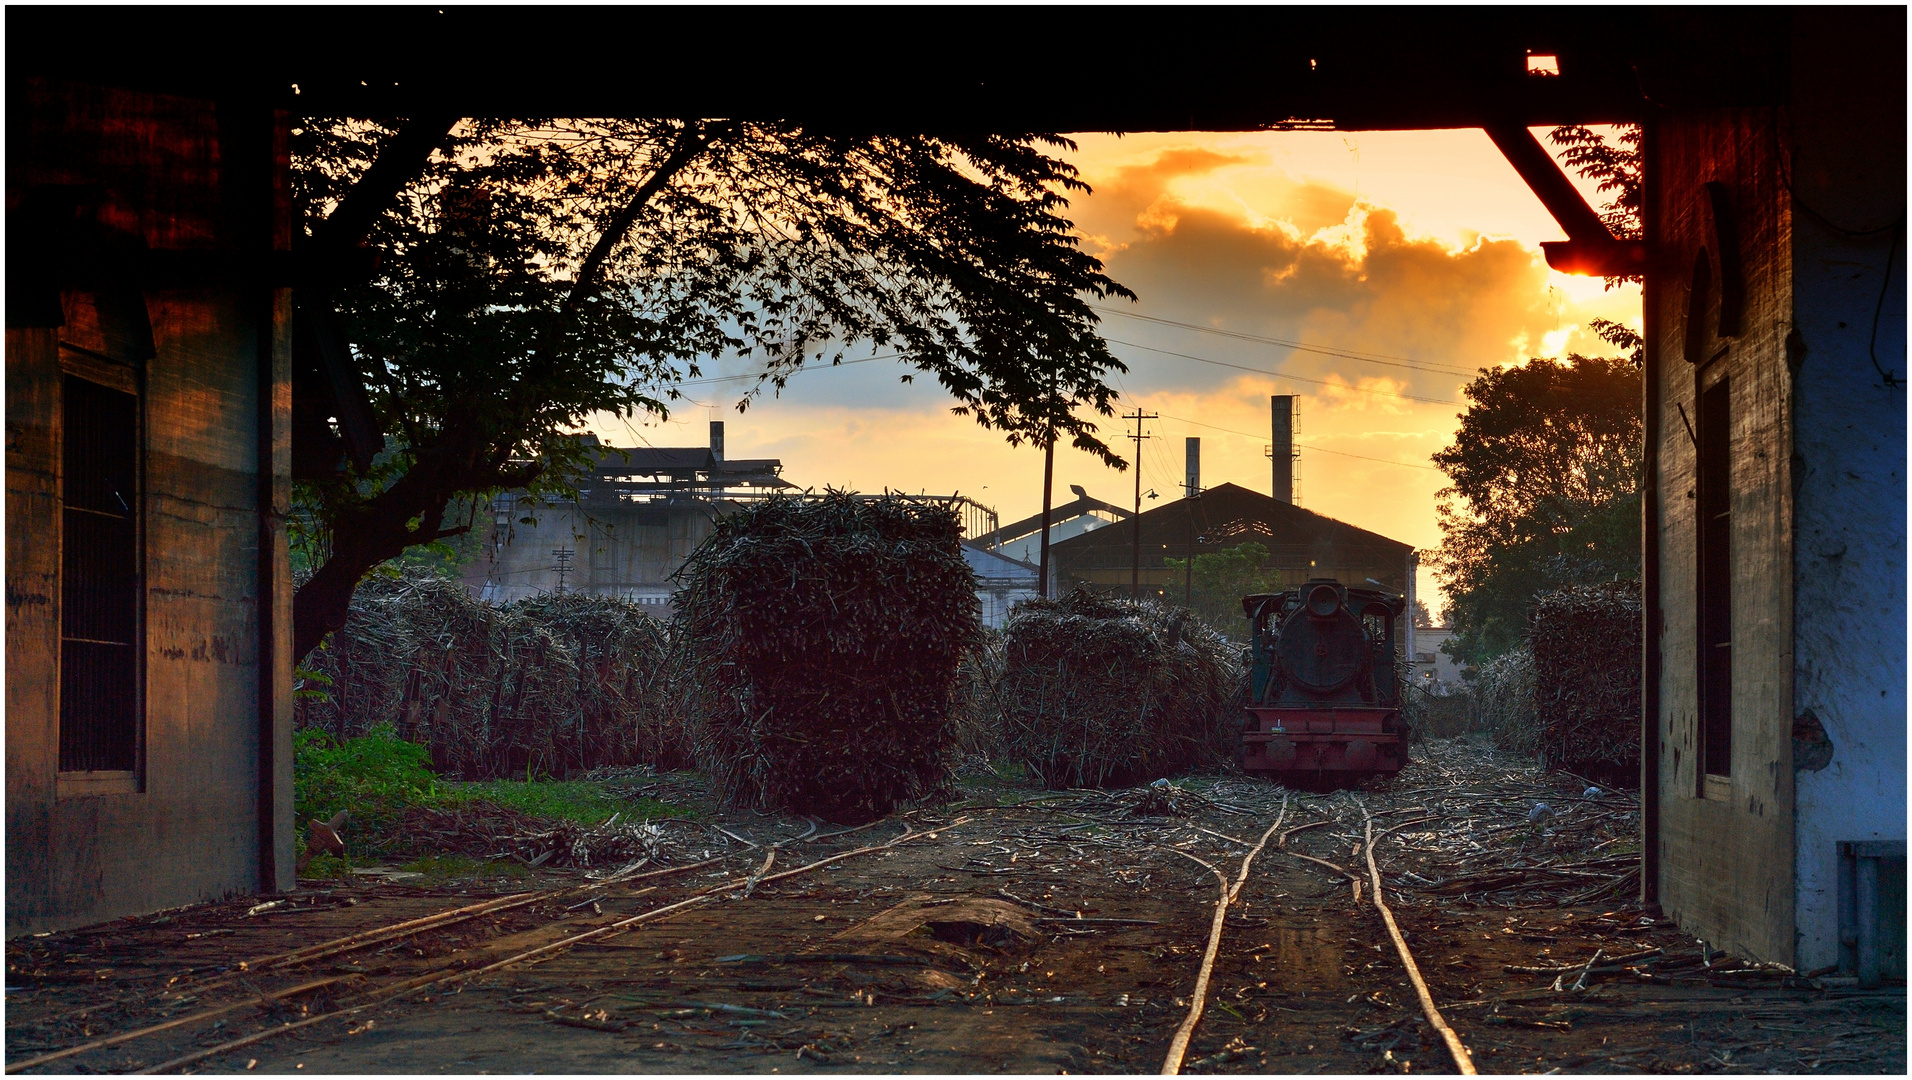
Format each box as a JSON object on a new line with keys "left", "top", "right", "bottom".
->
{"left": 1240, "top": 579, "right": 1409, "bottom": 787}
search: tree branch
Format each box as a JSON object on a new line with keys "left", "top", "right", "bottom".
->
{"left": 309, "top": 114, "right": 461, "bottom": 255}
{"left": 563, "top": 121, "right": 716, "bottom": 312}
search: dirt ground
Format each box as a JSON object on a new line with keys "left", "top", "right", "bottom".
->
{"left": 8, "top": 736, "right": 1904, "bottom": 1075}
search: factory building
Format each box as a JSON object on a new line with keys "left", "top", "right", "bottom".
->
{"left": 1045, "top": 481, "right": 1419, "bottom": 654}
{"left": 473, "top": 424, "right": 1021, "bottom": 623}
{"left": 468, "top": 424, "right": 790, "bottom": 608}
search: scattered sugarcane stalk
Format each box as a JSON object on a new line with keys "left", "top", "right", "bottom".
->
{"left": 1160, "top": 796, "right": 1288, "bottom": 1076}
{"left": 6, "top": 976, "right": 350, "bottom": 1074}
{"left": 137, "top": 817, "right": 963, "bottom": 1074}
{"left": 1361, "top": 805, "right": 1477, "bottom": 1076}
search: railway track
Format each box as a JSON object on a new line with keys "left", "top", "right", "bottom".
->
{"left": 8, "top": 748, "right": 1900, "bottom": 1074}
{"left": 8, "top": 816, "right": 938, "bottom": 1075}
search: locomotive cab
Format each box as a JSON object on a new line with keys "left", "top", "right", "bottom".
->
{"left": 1239, "top": 579, "right": 1408, "bottom": 786}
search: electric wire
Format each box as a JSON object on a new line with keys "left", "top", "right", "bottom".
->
{"left": 1092, "top": 305, "right": 1476, "bottom": 376}
{"left": 1101, "top": 337, "right": 1463, "bottom": 406}
{"left": 1135, "top": 408, "right": 1443, "bottom": 472}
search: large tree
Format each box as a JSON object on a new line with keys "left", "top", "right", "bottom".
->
{"left": 1428, "top": 123, "right": 1646, "bottom": 667}
{"left": 289, "top": 118, "right": 1136, "bottom": 661}
{"left": 1429, "top": 322, "right": 1643, "bottom": 667}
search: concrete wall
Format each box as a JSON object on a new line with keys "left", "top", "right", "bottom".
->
{"left": 1785, "top": 10, "right": 1907, "bottom": 973}
{"left": 1651, "top": 107, "right": 1798, "bottom": 963}
{"left": 6, "top": 82, "right": 293, "bottom": 934}
{"left": 476, "top": 496, "right": 722, "bottom": 611}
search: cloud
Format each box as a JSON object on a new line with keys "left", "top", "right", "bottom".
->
{"left": 1083, "top": 153, "right": 1581, "bottom": 408}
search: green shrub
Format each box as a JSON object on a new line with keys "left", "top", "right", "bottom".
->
{"left": 294, "top": 725, "right": 690, "bottom": 859}
{"left": 293, "top": 724, "right": 442, "bottom": 835}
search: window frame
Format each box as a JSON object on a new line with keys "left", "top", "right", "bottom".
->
{"left": 56, "top": 344, "right": 146, "bottom": 797}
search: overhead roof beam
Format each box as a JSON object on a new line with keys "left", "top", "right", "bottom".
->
{"left": 1482, "top": 123, "right": 1649, "bottom": 279}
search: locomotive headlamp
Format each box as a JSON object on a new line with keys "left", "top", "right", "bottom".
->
{"left": 1307, "top": 583, "right": 1340, "bottom": 618}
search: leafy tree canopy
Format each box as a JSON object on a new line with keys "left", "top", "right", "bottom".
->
{"left": 1161, "top": 541, "right": 1280, "bottom": 638}
{"left": 1430, "top": 320, "right": 1643, "bottom": 668}
{"left": 291, "top": 118, "right": 1135, "bottom": 660}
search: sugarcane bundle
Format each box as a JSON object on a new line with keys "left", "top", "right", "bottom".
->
{"left": 1530, "top": 580, "right": 1641, "bottom": 785}
{"left": 672, "top": 492, "right": 984, "bottom": 823}
{"left": 297, "top": 575, "right": 509, "bottom": 777}
{"left": 949, "top": 628, "right": 1008, "bottom": 766}
{"left": 513, "top": 592, "right": 683, "bottom": 773}
{"left": 1475, "top": 645, "right": 1539, "bottom": 757}
{"left": 997, "top": 588, "right": 1240, "bottom": 789}
{"left": 296, "top": 576, "right": 677, "bottom": 779}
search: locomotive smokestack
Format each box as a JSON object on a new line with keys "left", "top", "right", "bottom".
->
{"left": 709, "top": 420, "right": 725, "bottom": 463}
{"left": 1184, "top": 437, "right": 1201, "bottom": 498}
{"left": 1270, "top": 395, "right": 1294, "bottom": 504}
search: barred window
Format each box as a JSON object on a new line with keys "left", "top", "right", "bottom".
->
{"left": 1695, "top": 374, "right": 1732, "bottom": 783}
{"left": 60, "top": 374, "right": 141, "bottom": 774}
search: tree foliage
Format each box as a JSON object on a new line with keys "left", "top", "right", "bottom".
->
{"left": 290, "top": 118, "right": 1135, "bottom": 661}
{"left": 1161, "top": 541, "right": 1281, "bottom": 637}
{"left": 1429, "top": 322, "right": 1642, "bottom": 668}
{"left": 1547, "top": 124, "right": 1643, "bottom": 287}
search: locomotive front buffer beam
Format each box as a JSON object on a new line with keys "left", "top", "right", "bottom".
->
{"left": 1241, "top": 707, "right": 1404, "bottom": 774}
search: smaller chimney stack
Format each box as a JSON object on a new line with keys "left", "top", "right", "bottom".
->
{"left": 709, "top": 420, "right": 725, "bottom": 462}
{"left": 1185, "top": 437, "right": 1201, "bottom": 497}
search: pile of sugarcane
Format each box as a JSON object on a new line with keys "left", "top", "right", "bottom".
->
{"left": 296, "top": 577, "right": 678, "bottom": 779}
{"left": 1530, "top": 579, "right": 1641, "bottom": 785}
{"left": 1475, "top": 646, "right": 1538, "bottom": 757}
{"left": 671, "top": 492, "right": 984, "bottom": 823}
{"left": 949, "top": 628, "right": 1009, "bottom": 765}
{"left": 996, "top": 588, "right": 1240, "bottom": 788}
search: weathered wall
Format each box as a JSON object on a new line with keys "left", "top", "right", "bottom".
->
{"left": 1785, "top": 9, "right": 1908, "bottom": 972}
{"left": 1651, "top": 108, "right": 1797, "bottom": 963}
{"left": 477, "top": 496, "right": 722, "bottom": 611}
{"left": 6, "top": 82, "right": 293, "bottom": 934}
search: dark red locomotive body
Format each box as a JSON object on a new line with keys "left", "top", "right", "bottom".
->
{"left": 1240, "top": 580, "right": 1409, "bottom": 786}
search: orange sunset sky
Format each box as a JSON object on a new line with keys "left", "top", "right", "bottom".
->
{"left": 586, "top": 128, "right": 1643, "bottom": 614}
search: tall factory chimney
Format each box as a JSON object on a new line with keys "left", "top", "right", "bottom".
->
{"left": 1270, "top": 395, "right": 1294, "bottom": 503}
{"left": 1184, "top": 437, "right": 1201, "bottom": 497}
{"left": 709, "top": 420, "right": 725, "bottom": 463}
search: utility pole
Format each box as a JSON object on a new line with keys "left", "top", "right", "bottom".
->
{"left": 1126, "top": 408, "right": 1157, "bottom": 600}
{"left": 551, "top": 547, "right": 575, "bottom": 594}
{"left": 1037, "top": 372, "right": 1058, "bottom": 600}
{"left": 1037, "top": 431, "right": 1055, "bottom": 599}
{"left": 1183, "top": 437, "right": 1202, "bottom": 608}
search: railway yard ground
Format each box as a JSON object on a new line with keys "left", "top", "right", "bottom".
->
{"left": 8, "top": 735, "right": 1904, "bottom": 1075}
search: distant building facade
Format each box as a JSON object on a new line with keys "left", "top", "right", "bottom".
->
{"left": 962, "top": 543, "right": 1039, "bottom": 627}
{"left": 468, "top": 424, "right": 790, "bottom": 610}
{"left": 1411, "top": 627, "right": 1469, "bottom": 687}
{"left": 470, "top": 426, "right": 1016, "bottom": 622}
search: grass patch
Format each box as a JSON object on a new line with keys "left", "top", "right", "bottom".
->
{"left": 300, "top": 852, "right": 352, "bottom": 880}
{"left": 295, "top": 726, "right": 692, "bottom": 857}
{"left": 440, "top": 780, "right": 691, "bottom": 825}
{"left": 294, "top": 725, "right": 442, "bottom": 832}
{"left": 399, "top": 854, "right": 529, "bottom": 881}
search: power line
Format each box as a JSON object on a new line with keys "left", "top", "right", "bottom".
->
{"left": 668, "top": 352, "right": 902, "bottom": 389}
{"left": 1152, "top": 410, "right": 1444, "bottom": 472}
{"left": 1091, "top": 305, "right": 1477, "bottom": 377}
{"left": 1101, "top": 337, "right": 1463, "bottom": 406}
